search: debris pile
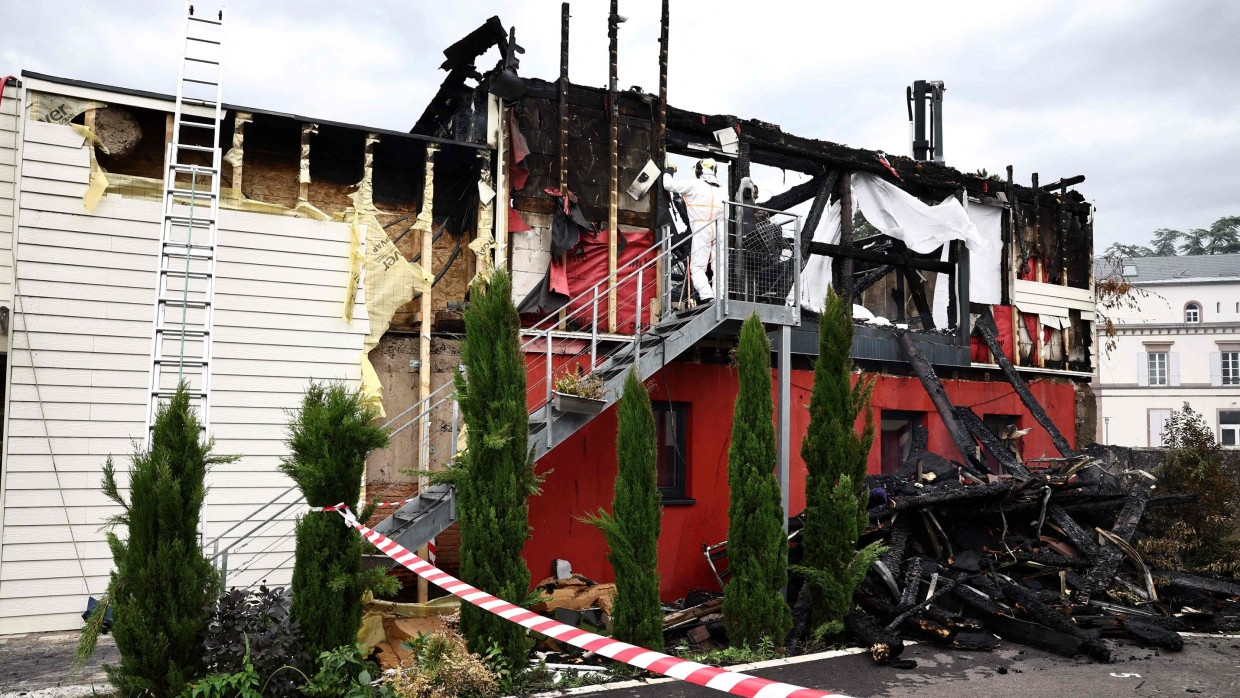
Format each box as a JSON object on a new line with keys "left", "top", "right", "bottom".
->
{"left": 843, "top": 444, "right": 1238, "bottom": 665}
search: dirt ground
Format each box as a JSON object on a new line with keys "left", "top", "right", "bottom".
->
{"left": 0, "top": 631, "right": 116, "bottom": 696}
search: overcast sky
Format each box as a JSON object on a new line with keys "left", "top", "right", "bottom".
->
{"left": 5, "top": 0, "right": 1238, "bottom": 250}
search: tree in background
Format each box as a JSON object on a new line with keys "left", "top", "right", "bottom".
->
{"left": 1180, "top": 229, "right": 1210, "bottom": 256}
{"left": 1208, "top": 216, "right": 1240, "bottom": 254}
{"left": 582, "top": 369, "right": 663, "bottom": 650}
{"left": 451, "top": 270, "right": 541, "bottom": 669}
{"left": 96, "top": 385, "right": 232, "bottom": 696}
{"left": 1149, "top": 228, "right": 1182, "bottom": 257}
{"left": 722, "top": 313, "right": 792, "bottom": 647}
{"left": 795, "top": 288, "right": 884, "bottom": 639}
{"left": 1104, "top": 214, "right": 1240, "bottom": 258}
{"left": 282, "top": 382, "right": 395, "bottom": 659}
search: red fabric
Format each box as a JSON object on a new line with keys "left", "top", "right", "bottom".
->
{"left": 549, "top": 229, "right": 658, "bottom": 335}
{"left": 508, "top": 206, "right": 531, "bottom": 233}
{"left": 510, "top": 163, "right": 530, "bottom": 192}
{"left": 971, "top": 305, "right": 1016, "bottom": 362}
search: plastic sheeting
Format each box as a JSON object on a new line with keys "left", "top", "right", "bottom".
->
{"left": 796, "top": 200, "right": 842, "bottom": 313}
{"left": 855, "top": 173, "right": 1002, "bottom": 313}
{"left": 533, "top": 229, "right": 658, "bottom": 335}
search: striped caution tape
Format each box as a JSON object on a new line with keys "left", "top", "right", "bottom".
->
{"left": 331, "top": 506, "right": 853, "bottom": 698}
{"left": 310, "top": 502, "right": 435, "bottom": 563}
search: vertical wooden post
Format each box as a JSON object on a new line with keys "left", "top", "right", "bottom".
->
{"left": 415, "top": 145, "right": 437, "bottom": 604}
{"left": 1007, "top": 165, "right": 1020, "bottom": 365}
{"left": 298, "top": 123, "right": 316, "bottom": 203}
{"left": 557, "top": 3, "right": 570, "bottom": 330}
{"left": 607, "top": 0, "right": 620, "bottom": 332}
{"left": 164, "top": 113, "right": 174, "bottom": 176}
{"left": 654, "top": 0, "right": 669, "bottom": 323}
{"left": 833, "top": 172, "right": 854, "bottom": 299}
{"left": 1031, "top": 173, "right": 1044, "bottom": 368}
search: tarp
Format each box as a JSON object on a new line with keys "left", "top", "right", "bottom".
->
{"left": 537, "top": 229, "right": 658, "bottom": 335}
{"left": 796, "top": 200, "right": 842, "bottom": 313}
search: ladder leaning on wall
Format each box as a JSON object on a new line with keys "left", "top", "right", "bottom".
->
{"left": 144, "top": 1, "right": 227, "bottom": 452}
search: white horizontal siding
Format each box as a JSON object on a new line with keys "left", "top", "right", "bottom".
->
{"left": 0, "top": 81, "right": 18, "bottom": 311}
{"left": 0, "top": 120, "right": 370, "bottom": 634}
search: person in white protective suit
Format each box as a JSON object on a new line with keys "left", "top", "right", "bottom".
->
{"left": 662, "top": 158, "right": 724, "bottom": 304}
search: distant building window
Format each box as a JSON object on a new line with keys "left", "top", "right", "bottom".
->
{"left": 1223, "top": 352, "right": 1240, "bottom": 386}
{"left": 880, "top": 411, "right": 923, "bottom": 474}
{"left": 1148, "top": 351, "right": 1168, "bottom": 386}
{"left": 1218, "top": 302, "right": 1222, "bottom": 313}
{"left": 1149, "top": 409, "right": 1172, "bottom": 447}
{"left": 1185, "top": 302, "right": 1201, "bottom": 323}
{"left": 1221, "top": 411, "right": 1240, "bottom": 449}
{"left": 1122, "top": 264, "right": 1137, "bottom": 276}
{"left": 653, "top": 402, "right": 688, "bottom": 501}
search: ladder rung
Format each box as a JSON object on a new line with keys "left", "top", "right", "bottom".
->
{"left": 177, "top": 143, "right": 216, "bottom": 153}
{"left": 187, "top": 35, "right": 222, "bottom": 44}
{"left": 170, "top": 188, "right": 218, "bottom": 198}
{"left": 152, "top": 389, "right": 208, "bottom": 397}
{"left": 183, "top": 77, "right": 219, "bottom": 86}
{"left": 169, "top": 164, "right": 218, "bottom": 175}
{"left": 188, "top": 16, "right": 223, "bottom": 26}
{"left": 181, "top": 97, "right": 218, "bottom": 107}
{"left": 154, "top": 358, "right": 209, "bottom": 366}
{"left": 161, "top": 269, "right": 212, "bottom": 279}
{"left": 156, "top": 327, "right": 210, "bottom": 336}
{"left": 163, "top": 241, "right": 215, "bottom": 250}
{"left": 166, "top": 213, "right": 216, "bottom": 226}
{"left": 178, "top": 120, "right": 217, "bottom": 129}
{"left": 159, "top": 298, "right": 212, "bottom": 308}
{"left": 184, "top": 56, "right": 221, "bottom": 66}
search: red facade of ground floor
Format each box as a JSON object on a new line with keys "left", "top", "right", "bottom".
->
{"left": 521, "top": 360, "right": 1077, "bottom": 601}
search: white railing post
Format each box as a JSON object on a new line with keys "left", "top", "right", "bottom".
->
{"left": 545, "top": 331, "right": 553, "bottom": 448}
{"left": 635, "top": 267, "right": 644, "bottom": 366}
{"left": 591, "top": 285, "right": 599, "bottom": 370}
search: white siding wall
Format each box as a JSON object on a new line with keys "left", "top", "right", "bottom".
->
{"left": 0, "top": 120, "right": 369, "bottom": 634}
{"left": 0, "top": 80, "right": 18, "bottom": 318}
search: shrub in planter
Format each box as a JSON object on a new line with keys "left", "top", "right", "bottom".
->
{"left": 202, "top": 586, "right": 308, "bottom": 698}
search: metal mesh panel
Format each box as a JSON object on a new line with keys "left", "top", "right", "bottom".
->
{"left": 728, "top": 212, "right": 798, "bottom": 304}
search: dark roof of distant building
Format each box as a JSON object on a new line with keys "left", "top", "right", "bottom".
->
{"left": 1094, "top": 253, "right": 1240, "bottom": 284}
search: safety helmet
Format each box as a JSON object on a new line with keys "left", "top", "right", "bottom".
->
{"left": 695, "top": 158, "right": 719, "bottom": 186}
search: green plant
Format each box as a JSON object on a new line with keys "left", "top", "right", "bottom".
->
{"left": 451, "top": 270, "right": 543, "bottom": 668}
{"left": 580, "top": 369, "right": 664, "bottom": 650}
{"left": 202, "top": 586, "right": 308, "bottom": 698}
{"left": 682, "top": 636, "right": 779, "bottom": 666}
{"left": 180, "top": 642, "right": 263, "bottom": 698}
{"left": 1139, "top": 403, "right": 1240, "bottom": 575}
{"left": 797, "top": 288, "right": 884, "bottom": 638}
{"left": 95, "top": 383, "right": 235, "bottom": 697}
{"left": 721, "top": 313, "right": 792, "bottom": 648}
{"left": 302, "top": 644, "right": 391, "bottom": 698}
{"left": 281, "top": 382, "right": 398, "bottom": 659}
{"left": 554, "top": 371, "right": 605, "bottom": 400}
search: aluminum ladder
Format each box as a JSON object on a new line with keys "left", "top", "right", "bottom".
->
{"left": 144, "top": 2, "right": 227, "bottom": 445}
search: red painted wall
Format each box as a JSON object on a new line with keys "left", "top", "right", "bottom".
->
{"left": 522, "top": 359, "right": 1078, "bottom": 601}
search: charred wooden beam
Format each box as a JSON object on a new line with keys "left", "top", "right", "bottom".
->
{"left": 896, "top": 329, "right": 986, "bottom": 470}
{"left": 1010, "top": 550, "right": 1092, "bottom": 569}
{"left": 759, "top": 173, "right": 826, "bottom": 212}
{"left": 975, "top": 307, "right": 1076, "bottom": 457}
{"left": 885, "top": 480, "right": 1016, "bottom": 512}
{"left": 902, "top": 267, "right": 936, "bottom": 329}
{"left": 995, "top": 573, "right": 1111, "bottom": 662}
{"left": 899, "top": 557, "right": 923, "bottom": 609}
{"left": 886, "top": 576, "right": 962, "bottom": 632}
{"left": 846, "top": 608, "right": 905, "bottom": 664}
{"left": 1040, "top": 174, "right": 1086, "bottom": 192}
{"left": 879, "top": 517, "right": 913, "bottom": 573}
{"left": 797, "top": 172, "right": 838, "bottom": 264}
{"left": 809, "top": 242, "right": 954, "bottom": 274}
{"left": 1122, "top": 620, "right": 1184, "bottom": 651}
{"left": 1154, "top": 571, "right": 1240, "bottom": 598}
{"left": 954, "top": 405, "right": 1028, "bottom": 477}
{"left": 852, "top": 264, "right": 895, "bottom": 298}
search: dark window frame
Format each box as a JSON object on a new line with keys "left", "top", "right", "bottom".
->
{"left": 879, "top": 410, "right": 924, "bottom": 475}
{"left": 652, "top": 401, "right": 692, "bottom": 505}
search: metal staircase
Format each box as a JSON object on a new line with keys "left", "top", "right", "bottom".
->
{"left": 370, "top": 200, "right": 803, "bottom": 560}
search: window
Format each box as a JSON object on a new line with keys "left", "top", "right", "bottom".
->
{"left": 1149, "top": 409, "right": 1172, "bottom": 447}
{"left": 1148, "top": 351, "right": 1168, "bottom": 386}
{"left": 880, "top": 411, "right": 923, "bottom": 474}
{"left": 1223, "top": 352, "right": 1240, "bottom": 386}
{"left": 982, "top": 415, "right": 1022, "bottom": 474}
{"left": 1217, "top": 302, "right": 1222, "bottom": 313}
{"left": 1221, "top": 411, "right": 1240, "bottom": 449}
{"left": 653, "top": 402, "right": 689, "bottom": 502}
{"left": 1185, "top": 302, "right": 1201, "bottom": 323}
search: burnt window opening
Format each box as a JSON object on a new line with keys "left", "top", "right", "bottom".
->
{"left": 982, "top": 414, "right": 1021, "bottom": 474}
{"left": 307, "top": 124, "right": 366, "bottom": 213}
{"left": 372, "top": 137, "right": 424, "bottom": 210}
{"left": 93, "top": 105, "right": 170, "bottom": 180}
{"left": 432, "top": 144, "right": 482, "bottom": 238}
{"left": 654, "top": 401, "right": 690, "bottom": 503}
{"left": 240, "top": 113, "right": 300, "bottom": 208}
{"left": 880, "top": 410, "right": 923, "bottom": 475}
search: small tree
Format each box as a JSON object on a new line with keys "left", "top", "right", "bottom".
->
{"left": 452, "top": 270, "right": 541, "bottom": 669}
{"left": 582, "top": 369, "right": 663, "bottom": 650}
{"left": 722, "top": 313, "right": 792, "bottom": 647}
{"left": 282, "top": 382, "right": 394, "bottom": 659}
{"left": 97, "top": 384, "right": 232, "bottom": 696}
{"left": 797, "top": 288, "right": 884, "bottom": 639}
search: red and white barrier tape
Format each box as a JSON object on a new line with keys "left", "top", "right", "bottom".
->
{"left": 330, "top": 506, "right": 852, "bottom": 698}
{"left": 310, "top": 502, "right": 435, "bottom": 563}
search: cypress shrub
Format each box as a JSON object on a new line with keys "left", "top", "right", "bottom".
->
{"left": 281, "top": 382, "right": 392, "bottom": 659}
{"left": 582, "top": 369, "right": 663, "bottom": 650}
{"left": 98, "top": 384, "right": 232, "bottom": 697}
{"left": 452, "top": 270, "right": 541, "bottom": 669}
{"left": 722, "top": 313, "right": 792, "bottom": 647}
{"left": 797, "top": 288, "right": 883, "bottom": 638}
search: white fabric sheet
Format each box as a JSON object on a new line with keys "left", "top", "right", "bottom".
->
{"left": 796, "top": 200, "right": 842, "bottom": 313}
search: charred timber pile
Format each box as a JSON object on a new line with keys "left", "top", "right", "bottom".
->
{"left": 843, "top": 454, "right": 1238, "bottom": 665}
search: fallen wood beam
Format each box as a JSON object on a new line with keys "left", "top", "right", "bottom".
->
{"left": 996, "top": 574, "right": 1111, "bottom": 662}
{"left": 1154, "top": 571, "right": 1240, "bottom": 598}
{"left": 1121, "top": 620, "right": 1184, "bottom": 651}
{"left": 886, "top": 481, "right": 1016, "bottom": 512}
{"left": 896, "top": 329, "right": 986, "bottom": 470}
{"left": 1081, "top": 484, "right": 1151, "bottom": 602}
{"left": 902, "top": 267, "right": 936, "bottom": 329}
{"left": 662, "top": 597, "right": 723, "bottom": 629}
{"left": 885, "top": 576, "right": 961, "bottom": 633}
{"left": 954, "top": 405, "right": 1029, "bottom": 477}
{"left": 975, "top": 307, "right": 1076, "bottom": 457}
{"left": 846, "top": 607, "right": 905, "bottom": 664}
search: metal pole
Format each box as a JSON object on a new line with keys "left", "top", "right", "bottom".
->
{"left": 590, "top": 286, "right": 599, "bottom": 370}
{"left": 635, "top": 268, "right": 644, "bottom": 366}
{"left": 545, "top": 333, "right": 554, "bottom": 448}
{"left": 778, "top": 324, "right": 791, "bottom": 538}
{"left": 450, "top": 398, "right": 459, "bottom": 459}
